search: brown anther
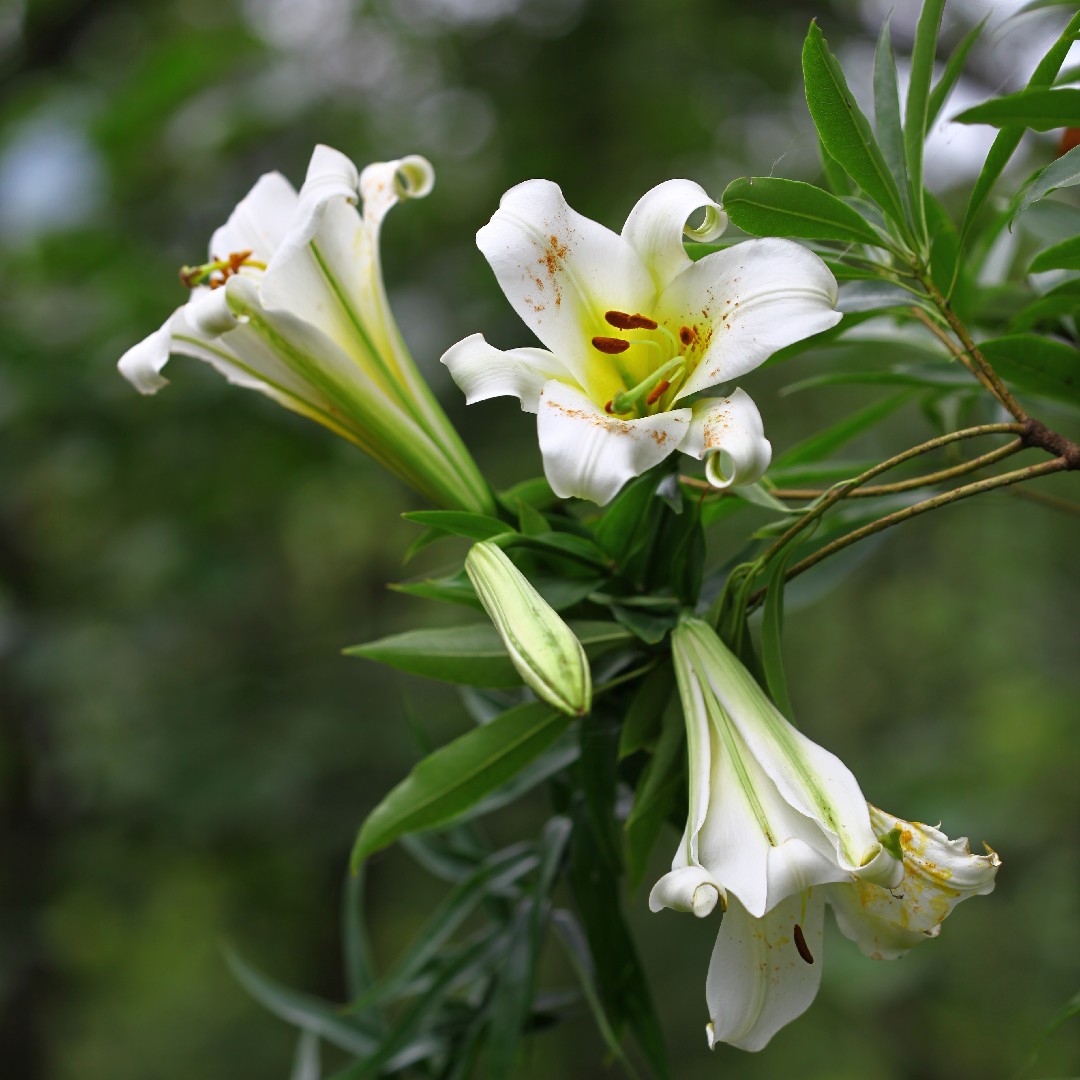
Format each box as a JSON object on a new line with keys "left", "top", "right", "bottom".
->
{"left": 646, "top": 380, "right": 671, "bottom": 405}
{"left": 227, "top": 249, "right": 253, "bottom": 274}
{"left": 679, "top": 326, "right": 696, "bottom": 347}
{"left": 604, "top": 400, "right": 615, "bottom": 414}
{"left": 793, "top": 924, "right": 814, "bottom": 965}
{"left": 592, "top": 336, "right": 631, "bottom": 354}
{"left": 179, "top": 266, "right": 201, "bottom": 288}
{"left": 1059, "top": 128, "right": 1080, "bottom": 157}
{"left": 605, "top": 310, "right": 658, "bottom": 331}
{"left": 209, "top": 276, "right": 225, "bottom": 289}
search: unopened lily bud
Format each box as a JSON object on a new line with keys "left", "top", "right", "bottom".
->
{"left": 465, "top": 541, "right": 591, "bottom": 718}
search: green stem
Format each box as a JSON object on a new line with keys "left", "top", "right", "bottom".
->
{"left": 752, "top": 456, "right": 1068, "bottom": 605}
{"left": 756, "top": 422, "right": 1024, "bottom": 568}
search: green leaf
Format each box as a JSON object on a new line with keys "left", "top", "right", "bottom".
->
{"left": 499, "top": 476, "right": 557, "bottom": 511}
{"left": 978, "top": 334, "right": 1080, "bottom": 409}
{"left": 345, "top": 619, "right": 631, "bottom": 688}
{"left": 721, "top": 176, "right": 883, "bottom": 245}
{"left": 224, "top": 946, "right": 379, "bottom": 1055}
{"left": 962, "top": 12, "right": 1080, "bottom": 234}
{"left": 569, "top": 802, "right": 670, "bottom": 1080}
{"left": 836, "top": 281, "right": 917, "bottom": 313}
{"left": 290, "top": 1031, "right": 321, "bottom": 1080}
{"left": 349, "top": 845, "right": 537, "bottom": 1010}
{"left": 1010, "top": 279, "right": 1080, "bottom": 332}
{"left": 515, "top": 498, "right": 550, "bottom": 536}
{"left": 594, "top": 470, "right": 663, "bottom": 567}
{"left": 342, "top": 867, "right": 380, "bottom": 1007}
{"left": 873, "top": 19, "right": 911, "bottom": 225}
{"left": 1030, "top": 235, "right": 1080, "bottom": 272}
{"left": 954, "top": 87, "right": 1080, "bottom": 130}
{"left": 578, "top": 713, "right": 623, "bottom": 872}
{"left": 1016, "top": 144, "right": 1080, "bottom": 219}
{"left": 818, "top": 137, "right": 855, "bottom": 195}
{"left": 618, "top": 661, "right": 675, "bottom": 759}
{"left": 389, "top": 569, "right": 483, "bottom": 611}
{"left": 350, "top": 701, "right": 569, "bottom": 865}
{"left": 624, "top": 698, "right": 686, "bottom": 887}
{"left": 760, "top": 553, "right": 795, "bottom": 720}
{"left": 487, "top": 819, "right": 571, "bottom": 1080}
{"left": 802, "top": 21, "right": 907, "bottom": 228}
{"left": 927, "top": 18, "right": 986, "bottom": 127}
{"left": 402, "top": 510, "right": 514, "bottom": 542}
{"left": 905, "top": 0, "right": 945, "bottom": 239}
{"left": 774, "top": 392, "right": 911, "bottom": 467}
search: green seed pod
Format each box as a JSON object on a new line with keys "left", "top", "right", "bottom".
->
{"left": 465, "top": 541, "right": 592, "bottom": 717}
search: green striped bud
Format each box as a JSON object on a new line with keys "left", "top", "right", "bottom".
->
{"left": 465, "top": 541, "right": 592, "bottom": 717}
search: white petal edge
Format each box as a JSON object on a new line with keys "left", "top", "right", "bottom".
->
{"left": 649, "top": 866, "right": 724, "bottom": 918}
{"left": 441, "top": 333, "right": 576, "bottom": 413}
{"left": 680, "top": 389, "right": 772, "bottom": 489}
{"left": 622, "top": 178, "right": 727, "bottom": 296}
{"left": 662, "top": 238, "right": 841, "bottom": 401}
{"left": 705, "top": 892, "right": 825, "bottom": 1052}
{"left": 360, "top": 154, "right": 435, "bottom": 228}
{"left": 536, "top": 381, "right": 690, "bottom": 505}
{"left": 476, "top": 179, "right": 655, "bottom": 406}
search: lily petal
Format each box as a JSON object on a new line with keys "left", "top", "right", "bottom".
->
{"left": 649, "top": 865, "right": 724, "bottom": 918}
{"left": 681, "top": 388, "right": 772, "bottom": 488}
{"left": 705, "top": 892, "right": 825, "bottom": 1053}
{"left": 536, "top": 380, "right": 690, "bottom": 505}
{"left": 209, "top": 172, "right": 299, "bottom": 265}
{"left": 622, "top": 178, "right": 727, "bottom": 296}
{"left": 477, "top": 179, "right": 655, "bottom": 404}
{"left": 829, "top": 809, "right": 1001, "bottom": 960}
{"left": 441, "top": 333, "right": 575, "bottom": 413}
{"left": 676, "top": 619, "right": 900, "bottom": 887}
{"left": 662, "top": 239, "right": 841, "bottom": 400}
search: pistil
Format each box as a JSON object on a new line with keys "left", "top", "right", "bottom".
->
{"left": 179, "top": 250, "right": 267, "bottom": 289}
{"left": 606, "top": 356, "right": 685, "bottom": 416}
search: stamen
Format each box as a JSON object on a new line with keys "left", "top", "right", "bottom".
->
{"left": 793, "top": 923, "right": 814, "bottom": 965}
{"left": 178, "top": 250, "right": 266, "bottom": 290}
{"left": 680, "top": 326, "right": 696, "bottom": 347}
{"left": 609, "top": 356, "right": 684, "bottom": 416}
{"left": 592, "top": 336, "right": 631, "bottom": 354}
{"left": 646, "top": 380, "right": 670, "bottom": 405}
{"left": 605, "top": 310, "right": 658, "bottom": 331}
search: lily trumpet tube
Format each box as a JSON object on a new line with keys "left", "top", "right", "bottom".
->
{"left": 441, "top": 178, "right": 840, "bottom": 504}
{"left": 118, "top": 145, "right": 493, "bottom": 515}
{"left": 651, "top": 616, "right": 1000, "bottom": 1051}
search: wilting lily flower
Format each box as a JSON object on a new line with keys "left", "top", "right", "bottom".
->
{"left": 119, "top": 145, "right": 494, "bottom": 515}
{"left": 651, "top": 616, "right": 1000, "bottom": 1051}
{"left": 441, "top": 179, "right": 839, "bottom": 504}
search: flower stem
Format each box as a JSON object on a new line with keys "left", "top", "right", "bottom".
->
{"left": 749, "top": 456, "right": 1069, "bottom": 607}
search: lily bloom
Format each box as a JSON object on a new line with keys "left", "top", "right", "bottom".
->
{"left": 651, "top": 617, "right": 999, "bottom": 1051}
{"left": 441, "top": 179, "right": 839, "bottom": 504}
{"left": 119, "top": 145, "right": 494, "bottom": 515}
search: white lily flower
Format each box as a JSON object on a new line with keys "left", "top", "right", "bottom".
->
{"left": 441, "top": 178, "right": 839, "bottom": 504}
{"left": 651, "top": 616, "right": 1000, "bottom": 1051}
{"left": 118, "top": 145, "right": 493, "bottom": 515}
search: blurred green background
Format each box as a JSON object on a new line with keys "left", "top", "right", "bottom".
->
{"left": 2, "top": 0, "right": 1078, "bottom": 1076}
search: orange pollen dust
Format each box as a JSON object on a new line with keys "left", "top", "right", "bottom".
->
{"left": 605, "top": 309, "right": 658, "bottom": 331}
{"left": 592, "top": 336, "right": 631, "bottom": 354}
{"left": 646, "top": 380, "right": 670, "bottom": 405}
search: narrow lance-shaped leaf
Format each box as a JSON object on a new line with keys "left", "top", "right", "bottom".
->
{"left": 802, "top": 20, "right": 908, "bottom": 230}
{"left": 760, "top": 551, "right": 796, "bottom": 721}
{"left": 1016, "top": 144, "right": 1080, "bottom": 218}
{"left": 954, "top": 87, "right": 1080, "bottom": 131}
{"left": 774, "top": 392, "right": 912, "bottom": 468}
{"left": 905, "top": 0, "right": 946, "bottom": 240}
{"left": 926, "top": 17, "right": 986, "bottom": 127}
{"left": 978, "top": 335, "right": 1080, "bottom": 410}
{"left": 1030, "top": 235, "right": 1080, "bottom": 272}
{"left": 873, "top": 18, "right": 911, "bottom": 227}
{"left": 962, "top": 11, "right": 1080, "bottom": 234}
{"left": 350, "top": 701, "right": 570, "bottom": 866}
{"left": 722, "top": 176, "right": 883, "bottom": 245}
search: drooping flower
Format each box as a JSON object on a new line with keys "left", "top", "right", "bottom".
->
{"left": 441, "top": 179, "right": 840, "bottom": 504}
{"left": 118, "top": 145, "right": 494, "bottom": 515}
{"left": 650, "top": 616, "right": 1000, "bottom": 1051}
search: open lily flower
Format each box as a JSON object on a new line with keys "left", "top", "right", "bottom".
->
{"left": 704, "top": 811, "right": 999, "bottom": 1051}
{"left": 441, "top": 178, "right": 839, "bottom": 504}
{"left": 651, "top": 616, "right": 1000, "bottom": 1051}
{"left": 118, "top": 145, "right": 493, "bottom": 515}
